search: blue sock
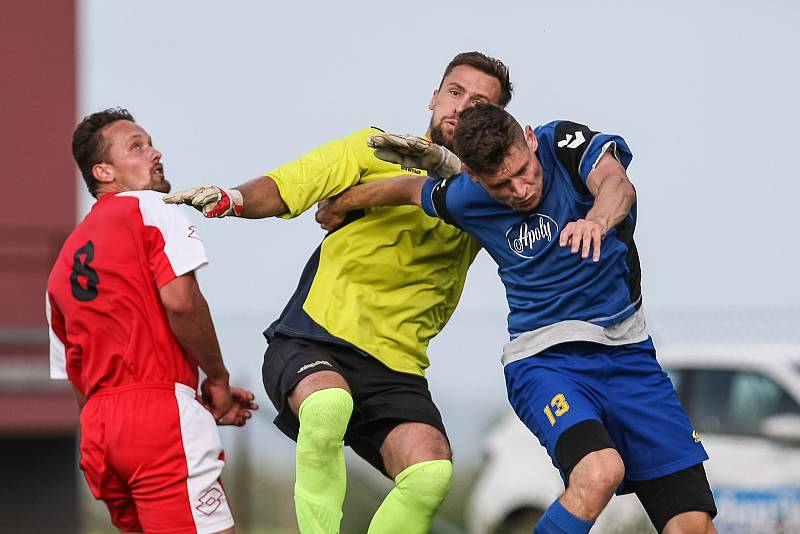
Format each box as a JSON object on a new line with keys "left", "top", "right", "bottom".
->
{"left": 534, "top": 499, "right": 594, "bottom": 534}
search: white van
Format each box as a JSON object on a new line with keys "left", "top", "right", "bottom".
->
{"left": 467, "top": 344, "right": 800, "bottom": 534}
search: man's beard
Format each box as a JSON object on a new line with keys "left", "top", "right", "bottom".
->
{"left": 153, "top": 179, "right": 171, "bottom": 193}
{"left": 428, "top": 114, "right": 454, "bottom": 151}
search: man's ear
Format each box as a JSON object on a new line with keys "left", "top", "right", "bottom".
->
{"left": 525, "top": 125, "right": 538, "bottom": 153}
{"left": 428, "top": 90, "right": 438, "bottom": 111}
{"left": 92, "top": 162, "right": 113, "bottom": 184}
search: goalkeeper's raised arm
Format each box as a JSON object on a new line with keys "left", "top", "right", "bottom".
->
{"left": 315, "top": 174, "right": 426, "bottom": 231}
{"left": 163, "top": 178, "right": 288, "bottom": 219}
{"left": 314, "top": 133, "right": 463, "bottom": 231}
{"left": 163, "top": 129, "right": 388, "bottom": 220}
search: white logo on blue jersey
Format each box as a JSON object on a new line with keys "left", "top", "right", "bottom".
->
{"left": 506, "top": 214, "right": 559, "bottom": 259}
{"left": 557, "top": 130, "right": 586, "bottom": 149}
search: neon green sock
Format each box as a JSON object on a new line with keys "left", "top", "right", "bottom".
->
{"left": 294, "top": 388, "right": 353, "bottom": 534}
{"left": 367, "top": 459, "right": 453, "bottom": 534}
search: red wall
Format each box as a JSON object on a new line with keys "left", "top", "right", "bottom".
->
{"left": 0, "top": 0, "right": 77, "bottom": 328}
{"left": 0, "top": 0, "right": 79, "bottom": 436}
{"left": 0, "top": 9, "right": 80, "bottom": 531}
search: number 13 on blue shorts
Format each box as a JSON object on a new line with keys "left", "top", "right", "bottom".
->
{"left": 544, "top": 393, "right": 570, "bottom": 426}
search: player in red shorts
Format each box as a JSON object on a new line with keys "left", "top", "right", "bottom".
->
{"left": 46, "top": 108, "right": 257, "bottom": 534}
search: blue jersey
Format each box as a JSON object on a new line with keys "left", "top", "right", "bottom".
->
{"left": 420, "top": 120, "right": 649, "bottom": 362}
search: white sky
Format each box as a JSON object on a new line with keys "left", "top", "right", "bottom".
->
{"left": 77, "top": 0, "right": 800, "bottom": 465}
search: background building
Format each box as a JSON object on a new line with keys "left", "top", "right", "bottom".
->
{"left": 0, "top": 2, "right": 80, "bottom": 532}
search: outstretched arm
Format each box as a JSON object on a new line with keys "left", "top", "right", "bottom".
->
{"left": 163, "top": 176, "right": 288, "bottom": 219}
{"left": 559, "top": 151, "right": 636, "bottom": 261}
{"left": 315, "top": 175, "right": 426, "bottom": 231}
{"left": 232, "top": 176, "right": 289, "bottom": 218}
{"left": 314, "top": 131, "right": 466, "bottom": 230}
{"left": 165, "top": 129, "right": 389, "bottom": 220}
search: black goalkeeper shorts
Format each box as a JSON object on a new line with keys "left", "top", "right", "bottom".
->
{"left": 262, "top": 334, "right": 448, "bottom": 477}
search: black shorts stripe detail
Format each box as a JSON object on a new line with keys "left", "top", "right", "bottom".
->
{"left": 262, "top": 334, "right": 448, "bottom": 478}
{"left": 555, "top": 419, "right": 616, "bottom": 482}
{"left": 628, "top": 463, "right": 717, "bottom": 533}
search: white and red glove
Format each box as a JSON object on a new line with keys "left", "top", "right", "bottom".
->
{"left": 163, "top": 185, "right": 243, "bottom": 217}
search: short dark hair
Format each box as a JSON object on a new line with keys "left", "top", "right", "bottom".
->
{"left": 439, "top": 51, "right": 513, "bottom": 108}
{"left": 453, "top": 103, "right": 525, "bottom": 176}
{"left": 72, "top": 108, "right": 135, "bottom": 197}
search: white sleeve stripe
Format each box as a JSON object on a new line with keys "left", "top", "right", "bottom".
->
{"left": 591, "top": 141, "right": 619, "bottom": 172}
{"left": 45, "top": 292, "right": 68, "bottom": 380}
{"left": 429, "top": 187, "right": 440, "bottom": 217}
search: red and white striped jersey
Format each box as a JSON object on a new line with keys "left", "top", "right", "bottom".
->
{"left": 46, "top": 190, "right": 208, "bottom": 397}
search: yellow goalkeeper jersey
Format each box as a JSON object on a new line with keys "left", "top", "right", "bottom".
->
{"left": 264, "top": 127, "right": 481, "bottom": 376}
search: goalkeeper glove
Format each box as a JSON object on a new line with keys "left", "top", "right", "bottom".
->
{"left": 367, "top": 133, "right": 462, "bottom": 178}
{"left": 163, "top": 185, "right": 243, "bottom": 217}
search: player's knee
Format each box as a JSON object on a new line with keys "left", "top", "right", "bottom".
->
{"left": 395, "top": 459, "right": 453, "bottom": 511}
{"left": 662, "top": 511, "right": 716, "bottom": 534}
{"left": 582, "top": 450, "right": 625, "bottom": 492}
{"left": 297, "top": 387, "right": 353, "bottom": 444}
{"left": 562, "top": 450, "right": 623, "bottom": 521}
{"left": 568, "top": 448, "right": 625, "bottom": 509}
{"left": 557, "top": 420, "right": 621, "bottom": 488}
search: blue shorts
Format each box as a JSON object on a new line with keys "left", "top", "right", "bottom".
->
{"left": 504, "top": 338, "right": 708, "bottom": 493}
